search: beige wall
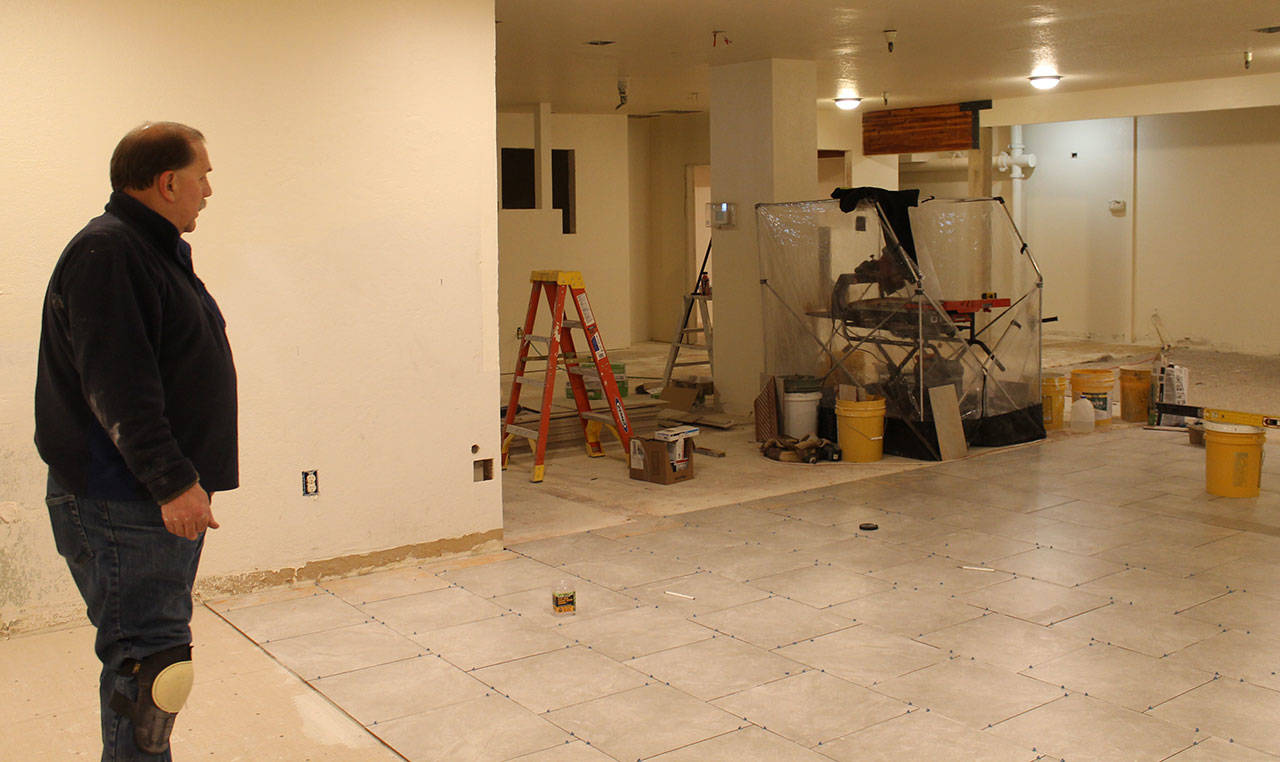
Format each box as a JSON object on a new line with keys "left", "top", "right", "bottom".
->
{"left": 0, "top": 0, "right": 501, "bottom": 630}
{"left": 1022, "top": 118, "right": 1135, "bottom": 342}
{"left": 496, "top": 112, "right": 633, "bottom": 373}
{"left": 1133, "top": 106, "right": 1280, "bottom": 352}
{"left": 643, "top": 114, "right": 711, "bottom": 342}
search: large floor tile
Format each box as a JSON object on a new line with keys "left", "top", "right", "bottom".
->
{"left": 920, "top": 611, "right": 1090, "bottom": 671}
{"left": 990, "top": 547, "right": 1125, "bottom": 587}
{"left": 626, "top": 570, "right": 771, "bottom": 615}
{"left": 321, "top": 564, "right": 451, "bottom": 604}
{"left": 1048, "top": 602, "right": 1223, "bottom": 658}
{"left": 691, "top": 543, "right": 815, "bottom": 581}
{"left": 220, "top": 590, "right": 369, "bottom": 643}
{"left": 809, "top": 536, "right": 928, "bottom": 574}
{"left": 828, "top": 587, "right": 985, "bottom": 638}
{"left": 559, "top": 549, "right": 699, "bottom": 590}
{"left": 509, "top": 741, "right": 615, "bottom": 760}
{"left": 869, "top": 556, "right": 1014, "bottom": 594}
{"left": 910, "top": 529, "right": 1038, "bottom": 564}
{"left": 776, "top": 623, "right": 946, "bottom": 687}
{"left": 747, "top": 563, "right": 893, "bottom": 607}
{"left": 987, "top": 693, "right": 1194, "bottom": 761}
{"left": 471, "top": 645, "right": 647, "bottom": 713}
{"left": 1178, "top": 589, "right": 1280, "bottom": 638}
{"left": 554, "top": 606, "right": 714, "bottom": 660}
{"left": 492, "top": 580, "right": 640, "bottom": 626}
{"left": 410, "top": 612, "right": 572, "bottom": 670}
{"left": 1021, "top": 642, "right": 1214, "bottom": 711}
{"left": 961, "top": 577, "right": 1110, "bottom": 625}
{"left": 372, "top": 692, "right": 571, "bottom": 762}
{"left": 508, "top": 532, "right": 631, "bottom": 566}
{"left": 648, "top": 726, "right": 829, "bottom": 761}
{"left": 873, "top": 658, "right": 1063, "bottom": 729}
{"left": 1030, "top": 499, "right": 1153, "bottom": 528}
{"left": 439, "top": 555, "right": 569, "bottom": 599}
{"left": 1075, "top": 568, "right": 1231, "bottom": 613}
{"left": 628, "top": 635, "right": 803, "bottom": 700}
{"left": 1164, "top": 737, "right": 1279, "bottom": 760}
{"left": 544, "top": 684, "right": 743, "bottom": 761}
{"left": 692, "top": 595, "right": 852, "bottom": 649}
{"left": 263, "top": 620, "right": 425, "bottom": 680}
{"left": 819, "top": 708, "right": 1039, "bottom": 762}
{"left": 712, "top": 670, "right": 908, "bottom": 746}
{"left": 1198, "top": 558, "right": 1280, "bottom": 601}
{"left": 361, "top": 585, "right": 506, "bottom": 636}
{"left": 1162, "top": 630, "right": 1280, "bottom": 691}
{"left": 310, "top": 653, "right": 489, "bottom": 724}
{"left": 0, "top": 624, "right": 99, "bottom": 720}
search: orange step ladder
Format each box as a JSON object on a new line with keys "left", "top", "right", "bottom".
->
{"left": 501, "top": 270, "right": 632, "bottom": 482}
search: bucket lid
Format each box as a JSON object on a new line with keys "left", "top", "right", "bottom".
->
{"left": 1204, "top": 421, "right": 1264, "bottom": 434}
{"left": 782, "top": 374, "right": 821, "bottom": 393}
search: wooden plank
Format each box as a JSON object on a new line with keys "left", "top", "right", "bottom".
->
{"left": 928, "top": 384, "right": 968, "bottom": 461}
{"left": 862, "top": 103, "right": 985, "bottom": 156}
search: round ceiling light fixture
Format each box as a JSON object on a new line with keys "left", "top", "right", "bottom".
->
{"left": 834, "top": 97, "right": 862, "bottom": 110}
{"left": 1028, "top": 74, "right": 1062, "bottom": 90}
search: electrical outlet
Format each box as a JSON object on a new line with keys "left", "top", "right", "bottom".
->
{"left": 302, "top": 470, "right": 319, "bottom": 496}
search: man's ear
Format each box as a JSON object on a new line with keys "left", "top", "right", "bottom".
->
{"left": 157, "top": 170, "right": 178, "bottom": 202}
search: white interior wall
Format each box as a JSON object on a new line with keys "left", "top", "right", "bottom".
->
{"left": 497, "top": 112, "right": 633, "bottom": 373}
{"left": 644, "top": 114, "right": 712, "bottom": 342}
{"left": 1022, "top": 118, "right": 1135, "bottom": 342}
{"left": 0, "top": 0, "right": 501, "bottom": 630}
{"left": 1133, "top": 106, "right": 1280, "bottom": 352}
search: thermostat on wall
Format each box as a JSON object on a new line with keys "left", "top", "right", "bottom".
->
{"left": 708, "top": 201, "right": 736, "bottom": 229}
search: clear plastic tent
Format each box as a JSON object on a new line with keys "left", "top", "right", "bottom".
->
{"left": 756, "top": 193, "right": 1044, "bottom": 460}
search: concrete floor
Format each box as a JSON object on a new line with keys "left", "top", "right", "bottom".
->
{"left": 4, "top": 340, "right": 1280, "bottom": 760}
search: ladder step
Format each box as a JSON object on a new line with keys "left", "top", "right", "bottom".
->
{"left": 516, "top": 377, "right": 545, "bottom": 390}
{"left": 681, "top": 327, "right": 708, "bottom": 335}
{"left": 580, "top": 411, "right": 615, "bottom": 425}
{"left": 687, "top": 294, "right": 711, "bottom": 301}
{"left": 525, "top": 334, "right": 550, "bottom": 344}
{"left": 673, "top": 360, "right": 711, "bottom": 367}
{"left": 677, "top": 344, "right": 711, "bottom": 351}
{"left": 505, "top": 423, "right": 540, "bottom": 439}
{"left": 562, "top": 320, "right": 583, "bottom": 329}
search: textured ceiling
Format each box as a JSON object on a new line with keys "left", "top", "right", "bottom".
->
{"left": 496, "top": 0, "right": 1280, "bottom": 114}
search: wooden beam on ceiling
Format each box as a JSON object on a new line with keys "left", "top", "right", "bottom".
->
{"left": 862, "top": 100, "right": 992, "bottom": 156}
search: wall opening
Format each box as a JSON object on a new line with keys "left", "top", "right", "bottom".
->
{"left": 500, "top": 147, "right": 576, "bottom": 234}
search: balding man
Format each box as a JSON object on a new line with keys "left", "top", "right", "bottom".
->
{"left": 35, "top": 122, "right": 238, "bottom": 760}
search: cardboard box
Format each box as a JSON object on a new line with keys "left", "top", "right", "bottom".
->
{"left": 628, "top": 436, "right": 695, "bottom": 484}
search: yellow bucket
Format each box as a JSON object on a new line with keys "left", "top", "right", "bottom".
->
{"left": 1041, "top": 374, "right": 1067, "bottom": 430}
{"left": 1204, "top": 422, "right": 1265, "bottom": 498}
{"left": 835, "top": 395, "right": 886, "bottom": 463}
{"left": 1071, "top": 368, "right": 1116, "bottom": 428}
{"left": 1119, "top": 367, "right": 1152, "bottom": 423}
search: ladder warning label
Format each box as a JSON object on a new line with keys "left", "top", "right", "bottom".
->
{"left": 576, "top": 294, "right": 596, "bottom": 327}
{"left": 590, "top": 335, "right": 606, "bottom": 360}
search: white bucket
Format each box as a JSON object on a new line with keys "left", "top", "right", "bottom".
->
{"left": 781, "top": 391, "right": 822, "bottom": 439}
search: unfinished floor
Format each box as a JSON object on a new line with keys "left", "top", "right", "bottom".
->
{"left": 4, "top": 341, "right": 1280, "bottom": 760}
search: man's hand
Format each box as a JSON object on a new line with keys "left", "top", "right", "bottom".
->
{"left": 161, "top": 483, "right": 220, "bottom": 540}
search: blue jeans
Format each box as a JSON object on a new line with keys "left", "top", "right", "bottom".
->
{"left": 45, "top": 473, "right": 204, "bottom": 762}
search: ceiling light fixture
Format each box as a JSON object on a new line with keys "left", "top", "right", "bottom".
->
{"left": 586, "top": 39, "right": 615, "bottom": 46}
{"left": 1028, "top": 74, "right": 1062, "bottom": 90}
{"left": 834, "top": 97, "right": 862, "bottom": 110}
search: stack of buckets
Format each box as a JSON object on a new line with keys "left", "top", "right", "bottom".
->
{"left": 1040, "top": 366, "right": 1266, "bottom": 498}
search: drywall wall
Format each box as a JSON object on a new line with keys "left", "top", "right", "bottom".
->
{"left": 1022, "top": 118, "right": 1135, "bottom": 342}
{"left": 628, "top": 118, "right": 652, "bottom": 344}
{"left": 1133, "top": 106, "right": 1280, "bottom": 352}
{"left": 710, "top": 59, "right": 817, "bottom": 414}
{"left": 817, "top": 107, "right": 899, "bottom": 191}
{"left": 0, "top": 0, "right": 501, "bottom": 631}
{"left": 644, "top": 113, "right": 712, "bottom": 342}
{"left": 497, "top": 112, "right": 633, "bottom": 373}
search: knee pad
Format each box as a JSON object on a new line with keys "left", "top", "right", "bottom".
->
{"left": 109, "top": 644, "right": 194, "bottom": 754}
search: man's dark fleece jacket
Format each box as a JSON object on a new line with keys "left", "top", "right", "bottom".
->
{"left": 35, "top": 191, "right": 238, "bottom": 503}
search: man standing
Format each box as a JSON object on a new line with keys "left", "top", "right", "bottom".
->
{"left": 35, "top": 122, "right": 238, "bottom": 760}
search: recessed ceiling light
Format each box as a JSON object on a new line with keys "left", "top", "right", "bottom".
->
{"left": 1028, "top": 75, "right": 1062, "bottom": 90}
{"left": 586, "top": 40, "right": 615, "bottom": 46}
{"left": 834, "top": 97, "right": 862, "bottom": 110}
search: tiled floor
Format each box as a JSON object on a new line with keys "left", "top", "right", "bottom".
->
{"left": 6, "top": 423, "right": 1280, "bottom": 759}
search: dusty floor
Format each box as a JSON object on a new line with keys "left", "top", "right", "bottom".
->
{"left": 4, "top": 340, "right": 1280, "bottom": 760}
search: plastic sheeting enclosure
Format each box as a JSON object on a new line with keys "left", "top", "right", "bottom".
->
{"left": 756, "top": 191, "right": 1044, "bottom": 460}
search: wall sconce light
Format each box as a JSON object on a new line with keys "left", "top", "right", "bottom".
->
{"left": 834, "top": 97, "right": 862, "bottom": 110}
{"left": 1028, "top": 75, "right": 1062, "bottom": 90}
